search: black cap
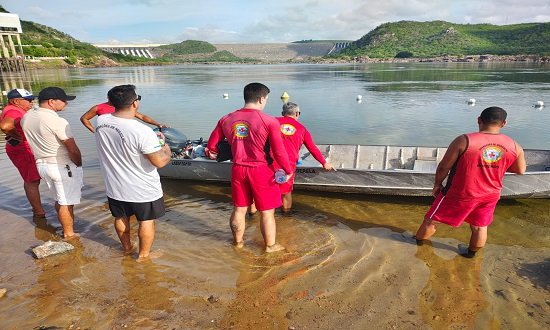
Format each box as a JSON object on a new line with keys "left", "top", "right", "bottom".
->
{"left": 38, "top": 87, "right": 76, "bottom": 101}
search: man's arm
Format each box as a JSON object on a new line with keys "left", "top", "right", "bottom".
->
{"left": 507, "top": 141, "right": 526, "bottom": 174}
{"left": 432, "top": 135, "right": 467, "bottom": 196}
{"left": 205, "top": 120, "right": 225, "bottom": 159}
{"left": 269, "top": 122, "right": 293, "bottom": 175}
{"left": 0, "top": 116, "right": 20, "bottom": 140}
{"left": 144, "top": 144, "right": 172, "bottom": 168}
{"left": 302, "top": 129, "right": 334, "bottom": 171}
{"left": 80, "top": 105, "right": 98, "bottom": 133}
{"left": 135, "top": 112, "right": 167, "bottom": 128}
{"left": 62, "top": 138, "right": 82, "bottom": 167}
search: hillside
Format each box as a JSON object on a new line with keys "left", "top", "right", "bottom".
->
{"left": 340, "top": 21, "right": 550, "bottom": 58}
{"left": 151, "top": 40, "right": 247, "bottom": 63}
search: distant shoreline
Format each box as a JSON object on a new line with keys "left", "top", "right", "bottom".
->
{"left": 23, "top": 54, "right": 550, "bottom": 69}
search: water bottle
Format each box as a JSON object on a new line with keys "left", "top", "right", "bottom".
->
{"left": 274, "top": 169, "right": 287, "bottom": 184}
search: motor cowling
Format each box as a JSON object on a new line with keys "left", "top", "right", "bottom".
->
{"left": 154, "top": 127, "right": 188, "bottom": 152}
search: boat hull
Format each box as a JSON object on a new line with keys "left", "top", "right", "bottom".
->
{"left": 159, "top": 158, "right": 550, "bottom": 199}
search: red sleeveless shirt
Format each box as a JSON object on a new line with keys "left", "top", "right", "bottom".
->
{"left": 443, "top": 132, "right": 518, "bottom": 200}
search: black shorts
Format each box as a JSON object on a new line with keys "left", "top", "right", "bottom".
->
{"left": 107, "top": 197, "right": 165, "bottom": 221}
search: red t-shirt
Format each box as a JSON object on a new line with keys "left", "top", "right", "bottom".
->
{"left": 207, "top": 108, "right": 292, "bottom": 174}
{"left": 444, "top": 132, "right": 518, "bottom": 200}
{"left": 96, "top": 102, "right": 115, "bottom": 115}
{"left": 0, "top": 104, "right": 32, "bottom": 150}
{"left": 273, "top": 116, "right": 326, "bottom": 167}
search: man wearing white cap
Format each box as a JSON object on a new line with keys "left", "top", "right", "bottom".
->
{"left": 0, "top": 88, "right": 45, "bottom": 217}
{"left": 21, "top": 87, "right": 83, "bottom": 240}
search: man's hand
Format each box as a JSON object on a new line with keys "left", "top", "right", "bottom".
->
{"left": 285, "top": 172, "right": 294, "bottom": 182}
{"left": 205, "top": 148, "right": 218, "bottom": 160}
{"left": 323, "top": 162, "right": 336, "bottom": 171}
{"left": 432, "top": 184, "right": 443, "bottom": 197}
{"left": 157, "top": 123, "right": 168, "bottom": 128}
{"left": 156, "top": 131, "right": 166, "bottom": 145}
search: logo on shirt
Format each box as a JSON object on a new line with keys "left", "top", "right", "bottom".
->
{"left": 233, "top": 122, "right": 249, "bottom": 138}
{"left": 280, "top": 124, "right": 296, "bottom": 136}
{"left": 481, "top": 145, "right": 504, "bottom": 163}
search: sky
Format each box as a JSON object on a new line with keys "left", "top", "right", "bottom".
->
{"left": 3, "top": 0, "right": 550, "bottom": 45}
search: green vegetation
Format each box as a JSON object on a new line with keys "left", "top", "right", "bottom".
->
{"left": 339, "top": 21, "right": 550, "bottom": 58}
{"left": 293, "top": 39, "right": 352, "bottom": 43}
{"left": 154, "top": 40, "right": 246, "bottom": 63}
{"left": 157, "top": 40, "right": 216, "bottom": 55}
{"left": 20, "top": 20, "right": 104, "bottom": 60}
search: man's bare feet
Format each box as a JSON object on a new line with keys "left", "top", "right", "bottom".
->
{"left": 123, "top": 242, "right": 138, "bottom": 255}
{"left": 62, "top": 233, "right": 81, "bottom": 241}
{"left": 137, "top": 249, "right": 163, "bottom": 262}
{"left": 233, "top": 240, "right": 244, "bottom": 249}
{"left": 265, "top": 243, "right": 285, "bottom": 253}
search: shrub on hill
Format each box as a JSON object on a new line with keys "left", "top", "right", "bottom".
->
{"left": 340, "top": 20, "right": 550, "bottom": 58}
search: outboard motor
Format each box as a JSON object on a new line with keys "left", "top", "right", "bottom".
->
{"left": 154, "top": 127, "right": 188, "bottom": 153}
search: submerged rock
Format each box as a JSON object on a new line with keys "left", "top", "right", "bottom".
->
{"left": 32, "top": 241, "right": 74, "bottom": 259}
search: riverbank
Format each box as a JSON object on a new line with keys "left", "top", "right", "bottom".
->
{"left": 20, "top": 54, "right": 550, "bottom": 70}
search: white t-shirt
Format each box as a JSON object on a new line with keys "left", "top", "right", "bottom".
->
{"left": 21, "top": 107, "right": 73, "bottom": 164}
{"left": 95, "top": 114, "right": 163, "bottom": 202}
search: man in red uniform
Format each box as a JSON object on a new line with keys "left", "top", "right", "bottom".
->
{"left": 415, "top": 107, "right": 526, "bottom": 258}
{"left": 206, "top": 83, "right": 293, "bottom": 252}
{"left": 0, "top": 89, "right": 45, "bottom": 217}
{"left": 272, "top": 102, "right": 334, "bottom": 212}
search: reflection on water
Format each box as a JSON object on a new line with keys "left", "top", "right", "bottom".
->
{"left": 0, "top": 63, "right": 549, "bottom": 328}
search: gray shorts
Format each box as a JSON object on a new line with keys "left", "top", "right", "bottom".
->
{"left": 107, "top": 197, "right": 165, "bottom": 221}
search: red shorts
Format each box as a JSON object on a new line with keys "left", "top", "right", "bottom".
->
{"left": 231, "top": 164, "right": 281, "bottom": 211}
{"left": 425, "top": 193, "right": 499, "bottom": 227}
{"left": 6, "top": 144, "right": 41, "bottom": 182}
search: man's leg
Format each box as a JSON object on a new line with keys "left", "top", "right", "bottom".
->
{"left": 230, "top": 206, "right": 248, "bottom": 246}
{"left": 260, "top": 208, "right": 285, "bottom": 252}
{"left": 56, "top": 202, "right": 77, "bottom": 239}
{"left": 137, "top": 220, "right": 155, "bottom": 260}
{"left": 461, "top": 225, "right": 488, "bottom": 258}
{"left": 114, "top": 216, "right": 132, "bottom": 253}
{"left": 281, "top": 193, "right": 292, "bottom": 212}
{"left": 24, "top": 179, "right": 45, "bottom": 217}
{"left": 415, "top": 218, "right": 437, "bottom": 244}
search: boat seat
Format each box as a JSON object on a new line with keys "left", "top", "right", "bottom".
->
{"left": 413, "top": 159, "right": 437, "bottom": 172}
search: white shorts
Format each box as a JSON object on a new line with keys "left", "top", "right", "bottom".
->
{"left": 37, "top": 162, "right": 83, "bottom": 205}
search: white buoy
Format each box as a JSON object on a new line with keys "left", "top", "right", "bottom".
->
{"left": 467, "top": 98, "right": 476, "bottom": 105}
{"left": 356, "top": 95, "right": 363, "bottom": 101}
{"left": 222, "top": 93, "right": 229, "bottom": 99}
{"left": 535, "top": 100, "right": 544, "bottom": 107}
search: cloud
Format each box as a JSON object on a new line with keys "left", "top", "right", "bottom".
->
{"left": 5, "top": 0, "right": 550, "bottom": 43}
{"left": 177, "top": 26, "right": 239, "bottom": 43}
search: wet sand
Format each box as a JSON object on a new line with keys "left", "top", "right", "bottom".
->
{"left": 0, "top": 161, "right": 549, "bottom": 329}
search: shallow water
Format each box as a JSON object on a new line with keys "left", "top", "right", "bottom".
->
{"left": 0, "top": 63, "right": 549, "bottom": 329}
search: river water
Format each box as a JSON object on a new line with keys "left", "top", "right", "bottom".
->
{"left": 0, "top": 63, "right": 549, "bottom": 329}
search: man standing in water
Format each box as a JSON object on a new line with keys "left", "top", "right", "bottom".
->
{"left": 95, "top": 85, "right": 171, "bottom": 261}
{"left": 272, "top": 102, "right": 334, "bottom": 212}
{"left": 0, "top": 89, "right": 45, "bottom": 217}
{"left": 250, "top": 101, "right": 335, "bottom": 214}
{"left": 206, "top": 82, "right": 293, "bottom": 252}
{"left": 415, "top": 107, "right": 526, "bottom": 258}
{"left": 21, "top": 87, "right": 83, "bottom": 239}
